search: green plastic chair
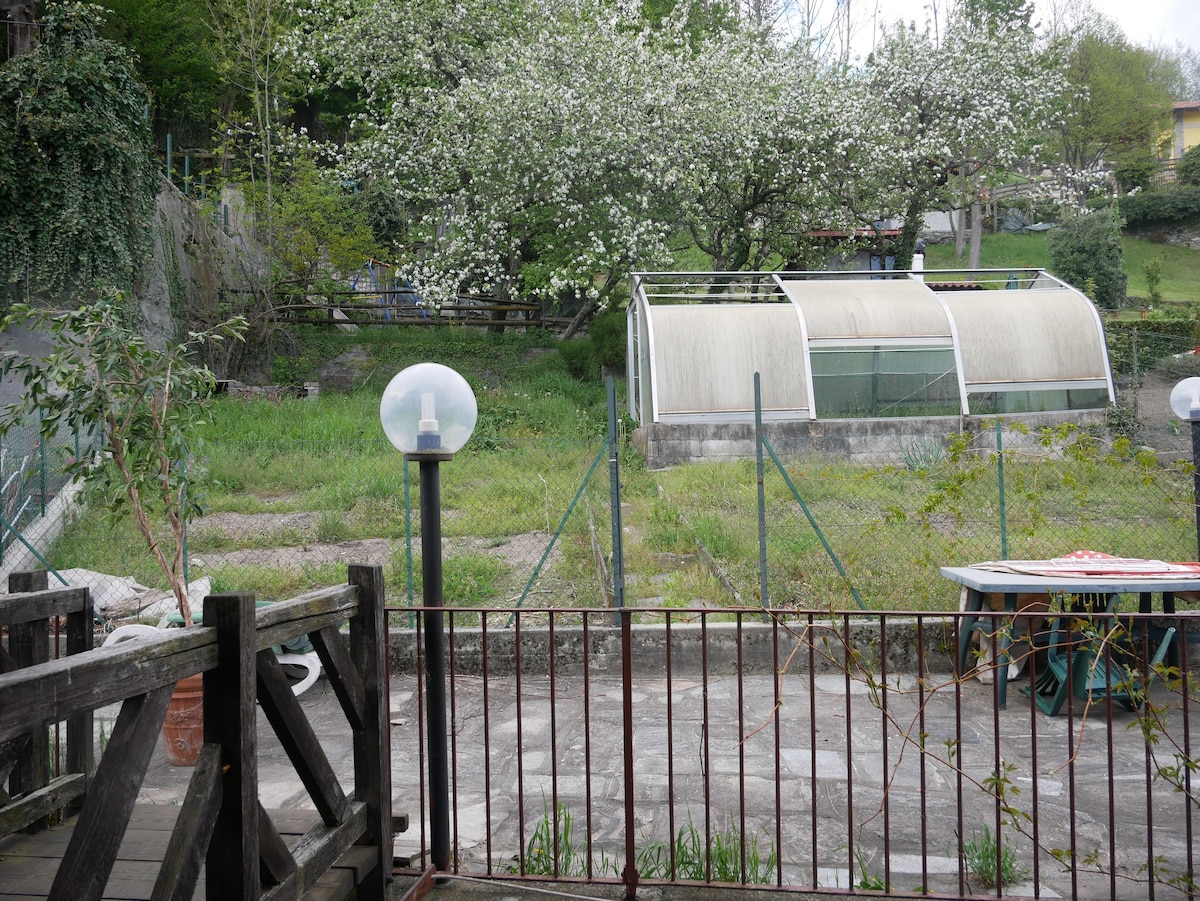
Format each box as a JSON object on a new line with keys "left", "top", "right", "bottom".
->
{"left": 1025, "top": 617, "right": 1176, "bottom": 716}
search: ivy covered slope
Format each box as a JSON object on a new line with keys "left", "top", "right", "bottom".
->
{"left": 0, "top": 2, "right": 158, "bottom": 302}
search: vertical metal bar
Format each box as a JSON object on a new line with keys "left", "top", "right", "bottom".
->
{"left": 991, "top": 609, "right": 1004, "bottom": 900}
{"left": 702, "top": 613, "right": 712, "bottom": 883}
{"left": 448, "top": 614, "right": 460, "bottom": 872}
{"left": 1143, "top": 630, "right": 1157, "bottom": 901}
{"left": 549, "top": 613, "right": 560, "bottom": 876}
{"left": 996, "top": 419, "right": 1007, "bottom": 559}
{"left": 415, "top": 615, "right": 428, "bottom": 865}
{"left": 607, "top": 377, "right": 624, "bottom": 621}
{"left": 754, "top": 373, "right": 769, "bottom": 609}
{"left": 843, "top": 614, "right": 855, "bottom": 885}
{"left": 621, "top": 602, "right": 638, "bottom": 898}
{"left": 1179, "top": 628, "right": 1195, "bottom": 898}
{"left": 166, "top": 132, "right": 173, "bottom": 184}
{"left": 405, "top": 458, "right": 414, "bottom": 626}
{"left": 37, "top": 417, "right": 46, "bottom": 516}
{"left": 808, "top": 615, "right": 818, "bottom": 886}
{"left": 666, "top": 611, "right": 678, "bottom": 880}
{"left": 183, "top": 154, "right": 190, "bottom": 195}
{"left": 1065, "top": 627, "right": 1079, "bottom": 901}
{"left": 881, "top": 616, "right": 891, "bottom": 892}
{"left": 1104, "top": 637, "right": 1118, "bottom": 900}
{"left": 481, "top": 613, "right": 494, "bottom": 874}
{"left": 736, "top": 615, "right": 747, "bottom": 883}
{"left": 954, "top": 614, "right": 966, "bottom": 897}
{"left": 515, "top": 612, "right": 527, "bottom": 874}
{"left": 583, "top": 613, "right": 595, "bottom": 879}
{"left": 419, "top": 460, "right": 450, "bottom": 873}
{"left": 917, "top": 617, "right": 929, "bottom": 893}
{"left": 772, "top": 616, "right": 783, "bottom": 887}
{"left": 1191, "top": 419, "right": 1200, "bottom": 562}
{"left": 1027, "top": 623, "right": 1041, "bottom": 895}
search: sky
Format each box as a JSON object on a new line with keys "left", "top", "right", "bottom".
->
{"left": 836, "top": 0, "right": 1200, "bottom": 54}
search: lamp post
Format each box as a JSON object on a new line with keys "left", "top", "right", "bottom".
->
{"left": 380, "top": 363, "right": 477, "bottom": 873}
{"left": 1170, "top": 376, "right": 1200, "bottom": 562}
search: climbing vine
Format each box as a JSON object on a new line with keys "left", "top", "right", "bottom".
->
{"left": 0, "top": 2, "right": 158, "bottom": 302}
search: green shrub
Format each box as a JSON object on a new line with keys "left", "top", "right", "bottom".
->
{"left": 1114, "top": 154, "right": 1157, "bottom": 193}
{"left": 1119, "top": 185, "right": 1200, "bottom": 229}
{"left": 1047, "top": 207, "right": 1128, "bottom": 309}
{"left": 1178, "top": 144, "right": 1200, "bottom": 187}
{"left": 589, "top": 306, "right": 627, "bottom": 371}
{"left": 557, "top": 307, "right": 627, "bottom": 382}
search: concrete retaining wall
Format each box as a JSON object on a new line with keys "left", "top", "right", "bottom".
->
{"left": 632, "top": 411, "right": 1109, "bottom": 468}
{"left": 388, "top": 618, "right": 959, "bottom": 678}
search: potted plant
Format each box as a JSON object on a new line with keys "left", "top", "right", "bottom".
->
{"left": 0, "top": 290, "right": 246, "bottom": 764}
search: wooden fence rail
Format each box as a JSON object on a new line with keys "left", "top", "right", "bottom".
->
{"left": 0, "top": 564, "right": 392, "bottom": 901}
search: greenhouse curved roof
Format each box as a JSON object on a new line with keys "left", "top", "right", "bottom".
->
{"left": 627, "top": 270, "right": 1114, "bottom": 424}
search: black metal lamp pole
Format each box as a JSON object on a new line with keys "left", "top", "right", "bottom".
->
{"left": 1190, "top": 419, "right": 1200, "bottom": 563}
{"left": 381, "top": 362, "right": 477, "bottom": 878}
{"left": 414, "top": 452, "right": 451, "bottom": 872}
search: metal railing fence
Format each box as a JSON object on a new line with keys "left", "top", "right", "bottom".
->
{"left": 388, "top": 606, "right": 1198, "bottom": 898}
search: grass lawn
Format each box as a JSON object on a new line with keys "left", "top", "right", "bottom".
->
{"left": 923, "top": 231, "right": 1200, "bottom": 305}
{"left": 44, "top": 326, "right": 1194, "bottom": 616}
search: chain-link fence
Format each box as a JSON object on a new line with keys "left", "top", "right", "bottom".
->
{"left": 12, "top": 372, "right": 1197, "bottom": 626}
{"left": 0, "top": 413, "right": 96, "bottom": 583}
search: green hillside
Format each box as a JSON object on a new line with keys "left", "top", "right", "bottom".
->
{"left": 923, "top": 232, "right": 1200, "bottom": 305}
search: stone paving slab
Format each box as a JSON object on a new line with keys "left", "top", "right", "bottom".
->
{"left": 134, "top": 670, "right": 1196, "bottom": 901}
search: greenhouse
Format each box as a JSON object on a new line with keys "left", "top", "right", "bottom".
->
{"left": 626, "top": 270, "right": 1114, "bottom": 466}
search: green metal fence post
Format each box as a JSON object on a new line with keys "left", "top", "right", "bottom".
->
{"left": 166, "top": 133, "right": 172, "bottom": 185}
{"left": 754, "top": 373, "right": 769, "bottom": 610}
{"left": 996, "top": 420, "right": 1008, "bottom": 560}
{"left": 608, "top": 377, "right": 625, "bottom": 623}
{"left": 38, "top": 414, "right": 47, "bottom": 516}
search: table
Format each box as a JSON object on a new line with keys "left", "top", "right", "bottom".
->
{"left": 941, "top": 565, "right": 1199, "bottom": 708}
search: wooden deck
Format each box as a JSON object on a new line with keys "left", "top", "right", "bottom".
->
{"left": 0, "top": 807, "right": 379, "bottom": 901}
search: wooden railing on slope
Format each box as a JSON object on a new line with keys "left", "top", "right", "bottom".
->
{"left": 0, "top": 563, "right": 393, "bottom": 901}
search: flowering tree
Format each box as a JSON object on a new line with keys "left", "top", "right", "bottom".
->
{"left": 282, "top": 0, "right": 1062, "bottom": 309}
{"left": 662, "top": 34, "right": 857, "bottom": 272}
{"left": 851, "top": 15, "right": 1061, "bottom": 267}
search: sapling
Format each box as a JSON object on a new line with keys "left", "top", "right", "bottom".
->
{"left": 0, "top": 291, "right": 245, "bottom": 624}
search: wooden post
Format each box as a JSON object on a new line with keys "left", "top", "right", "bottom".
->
{"left": 7, "top": 570, "right": 49, "bottom": 812}
{"left": 64, "top": 581, "right": 94, "bottom": 805}
{"left": 348, "top": 564, "right": 393, "bottom": 896}
{"left": 203, "top": 592, "right": 259, "bottom": 899}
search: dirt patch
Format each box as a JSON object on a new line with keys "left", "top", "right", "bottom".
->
{"left": 190, "top": 538, "right": 394, "bottom": 571}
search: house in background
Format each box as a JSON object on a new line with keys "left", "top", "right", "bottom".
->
{"left": 1173, "top": 100, "right": 1200, "bottom": 159}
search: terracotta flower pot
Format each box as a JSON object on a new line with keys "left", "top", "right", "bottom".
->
{"left": 161, "top": 673, "right": 204, "bottom": 766}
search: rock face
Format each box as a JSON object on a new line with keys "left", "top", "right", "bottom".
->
{"left": 136, "top": 176, "right": 262, "bottom": 368}
{"left": 318, "top": 346, "right": 378, "bottom": 392}
{"left": 1127, "top": 224, "right": 1200, "bottom": 250}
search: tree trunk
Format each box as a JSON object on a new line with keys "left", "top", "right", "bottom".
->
{"left": 954, "top": 207, "right": 966, "bottom": 258}
{"left": 968, "top": 200, "right": 983, "bottom": 269}
{"left": 562, "top": 298, "right": 599, "bottom": 340}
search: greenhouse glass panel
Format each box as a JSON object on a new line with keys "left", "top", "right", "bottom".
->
{"left": 810, "top": 346, "right": 960, "bottom": 417}
{"left": 968, "top": 387, "right": 1111, "bottom": 415}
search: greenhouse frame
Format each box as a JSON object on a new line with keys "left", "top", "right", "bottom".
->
{"left": 627, "top": 269, "right": 1115, "bottom": 467}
